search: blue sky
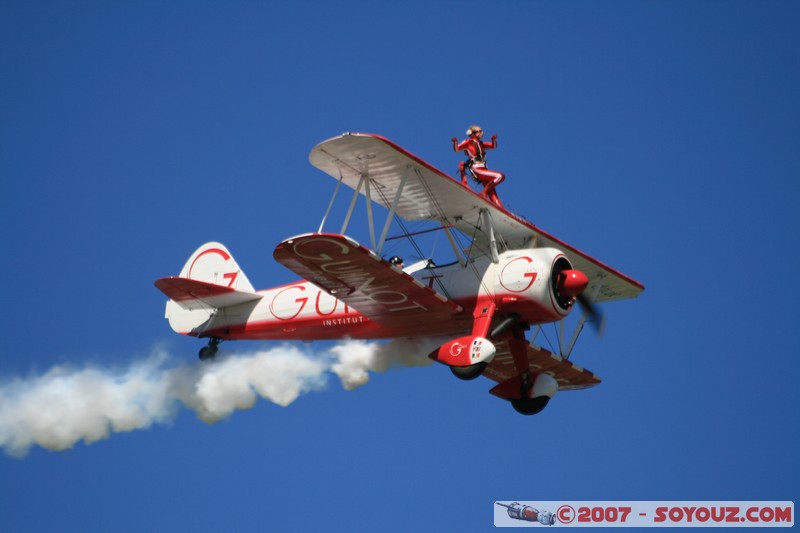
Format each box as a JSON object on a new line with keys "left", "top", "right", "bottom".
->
{"left": 1, "top": 1, "right": 798, "bottom": 531}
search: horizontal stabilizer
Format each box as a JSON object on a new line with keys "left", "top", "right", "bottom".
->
{"left": 274, "top": 233, "right": 463, "bottom": 328}
{"left": 154, "top": 277, "right": 262, "bottom": 311}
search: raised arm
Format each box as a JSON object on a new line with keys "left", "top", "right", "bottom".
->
{"left": 482, "top": 134, "right": 498, "bottom": 150}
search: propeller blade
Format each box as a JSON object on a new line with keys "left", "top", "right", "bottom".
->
{"left": 576, "top": 293, "right": 606, "bottom": 338}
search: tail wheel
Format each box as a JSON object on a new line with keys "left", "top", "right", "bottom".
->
{"left": 199, "top": 338, "right": 221, "bottom": 361}
{"left": 511, "top": 396, "right": 549, "bottom": 415}
{"left": 450, "top": 362, "right": 488, "bottom": 381}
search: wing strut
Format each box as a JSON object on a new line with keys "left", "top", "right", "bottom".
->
{"left": 376, "top": 166, "right": 410, "bottom": 254}
{"left": 318, "top": 169, "right": 344, "bottom": 233}
{"left": 443, "top": 222, "right": 466, "bottom": 267}
{"left": 481, "top": 208, "right": 500, "bottom": 263}
{"left": 364, "top": 174, "right": 377, "bottom": 249}
{"left": 341, "top": 173, "right": 365, "bottom": 235}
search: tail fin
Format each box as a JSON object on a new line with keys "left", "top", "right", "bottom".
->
{"left": 154, "top": 242, "right": 261, "bottom": 336}
{"left": 176, "top": 242, "right": 255, "bottom": 293}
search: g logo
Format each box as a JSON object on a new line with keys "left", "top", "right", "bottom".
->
{"left": 449, "top": 342, "right": 464, "bottom": 357}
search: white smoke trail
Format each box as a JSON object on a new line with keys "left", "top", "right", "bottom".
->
{"left": 0, "top": 351, "right": 176, "bottom": 457}
{"left": 329, "top": 337, "right": 439, "bottom": 390}
{"left": 169, "top": 345, "right": 329, "bottom": 423}
{"left": 0, "top": 338, "right": 441, "bottom": 458}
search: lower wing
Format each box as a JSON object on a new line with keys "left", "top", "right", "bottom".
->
{"left": 485, "top": 338, "right": 601, "bottom": 399}
{"left": 273, "top": 233, "right": 463, "bottom": 329}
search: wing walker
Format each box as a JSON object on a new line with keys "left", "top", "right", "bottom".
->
{"left": 155, "top": 133, "right": 644, "bottom": 415}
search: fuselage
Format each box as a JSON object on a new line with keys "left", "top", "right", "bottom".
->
{"left": 165, "top": 247, "right": 577, "bottom": 342}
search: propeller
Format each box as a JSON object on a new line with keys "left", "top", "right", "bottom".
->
{"left": 557, "top": 269, "right": 606, "bottom": 337}
{"left": 576, "top": 293, "right": 606, "bottom": 337}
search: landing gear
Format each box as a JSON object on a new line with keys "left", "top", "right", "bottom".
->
{"left": 507, "top": 370, "right": 549, "bottom": 414}
{"left": 199, "top": 338, "right": 221, "bottom": 361}
{"left": 450, "top": 362, "right": 488, "bottom": 381}
{"left": 510, "top": 371, "right": 557, "bottom": 415}
{"left": 511, "top": 396, "right": 550, "bottom": 415}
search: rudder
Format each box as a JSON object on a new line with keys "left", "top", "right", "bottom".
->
{"left": 155, "top": 242, "right": 259, "bottom": 336}
{"left": 177, "top": 242, "right": 255, "bottom": 293}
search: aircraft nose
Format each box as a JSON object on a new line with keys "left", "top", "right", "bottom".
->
{"left": 557, "top": 269, "right": 589, "bottom": 299}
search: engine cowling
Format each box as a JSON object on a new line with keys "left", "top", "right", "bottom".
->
{"left": 495, "top": 248, "right": 587, "bottom": 322}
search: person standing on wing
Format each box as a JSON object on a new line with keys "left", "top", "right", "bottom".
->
{"left": 452, "top": 125, "right": 505, "bottom": 207}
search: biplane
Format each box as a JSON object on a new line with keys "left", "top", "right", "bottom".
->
{"left": 155, "top": 133, "right": 644, "bottom": 415}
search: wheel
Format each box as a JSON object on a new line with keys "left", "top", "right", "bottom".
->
{"left": 511, "top": 396, "right": 549, "bottom": 415}
{"left": 199, "top": 345, "right": 218, "bottom": 361}
{"left": 450, "top": 362, "right": 488, "bottom": 381}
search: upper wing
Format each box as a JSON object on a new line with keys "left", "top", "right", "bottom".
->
{"left": 273, "top": 233, "right": 463, "bottom": 327}
{"left": 310, "top": 132, "right": 496, "bottom": 223}
{"left": 485, "top": 339, "right": 601, "bottom": 393}
{"left": 310, "top": 133, "right": 644, "bottom": 303}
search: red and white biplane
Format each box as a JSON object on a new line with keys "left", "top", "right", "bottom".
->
{"left": 155, "top": 133, "right": 644, "bottom": 415}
